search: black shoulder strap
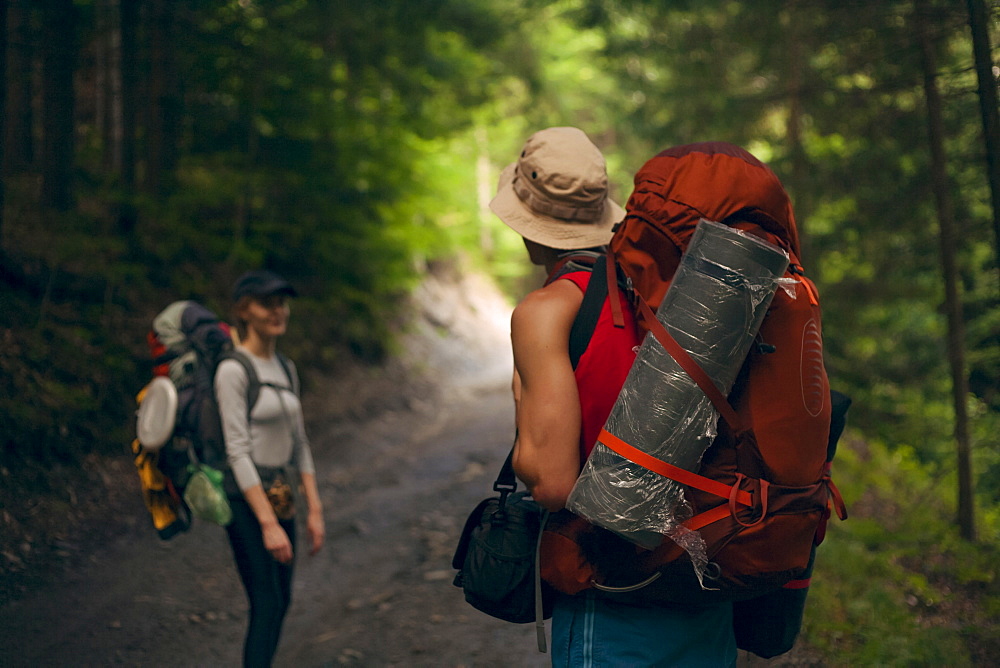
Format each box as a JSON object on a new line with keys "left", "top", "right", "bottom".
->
{"left": 494, "top": 442, "right": 518, "bottom": 494}
{"left": 223, "top": 350, "right": 262, "bottom": 421}
{"left": 568, "top": 257, "right": 609, "bottom": 370}
{"left": 275, "top": 352, "right": 298, "bottom": 396}
{"left": 225, "top": 349, "right": 297, "bottom": 409}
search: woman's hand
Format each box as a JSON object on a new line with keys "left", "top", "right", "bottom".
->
{"left": 243, "top": 484, "right": 294, "bottom": 563}
{"left": 306, "top": 509, "right": 325, "bottom": 556}
{"left": 262, "top": 521, "right": 294, "bottom": 564}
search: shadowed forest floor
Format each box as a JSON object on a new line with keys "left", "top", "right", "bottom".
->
{"left": 0, "top": 271, "right": 823, "bottom": 666}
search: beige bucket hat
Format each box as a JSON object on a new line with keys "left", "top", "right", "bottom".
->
{"left": 489, "top": 127, "right": 624, "bottom": 250}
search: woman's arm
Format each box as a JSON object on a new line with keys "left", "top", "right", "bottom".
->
{"left": 215, "top": 358, "right": 263, "bottom": 492}
{"left": 286, "top": 359, "right": 324, "bottom": 555}
{"left": 299, "top": 472, "right": 325, "bottom": 555}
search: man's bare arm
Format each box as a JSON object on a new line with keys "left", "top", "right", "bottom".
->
{"left": 510, "top": 279, "right": 583, "bottom": 511}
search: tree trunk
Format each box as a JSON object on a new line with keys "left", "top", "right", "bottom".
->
{"left": 118, "top": 0, "right": 138, "bottom": 235}
{"left": 145, "top": 0, "right": 179, "bottom": 196}
{"left": 1, "top": 0, "right": 7, "bottom": 243}
{"left": 4, "top": 0, "right": 34, "bottom": 174}
{"left": 915, "top": 0, "right": 976, "bottom": 542}
{"left": 104, "top": 0, "right": 123, "bottom": 174}
{"left": 965, "top": 0, "right": 1000, "bottom": 285}
{"left": 40, "top": 0, "right": 75, "bottom": 211}
{"left": 784, "top": 0, "right": 812, "bottom": 268}
{"left": 95, "top": 0, "right": 111, "bottom": 172}
{"left": 475, "top": 126, "right": 494, "bottom": 259}
{"left": 231, "top": 63, "right": 259, "bottom": 258}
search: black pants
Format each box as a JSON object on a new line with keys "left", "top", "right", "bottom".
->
{"left": 226, "top": 498, "right": 296, "bottom": 668}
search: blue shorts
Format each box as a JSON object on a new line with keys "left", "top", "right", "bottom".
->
{"left": 550, "top": 592, "right": 737, "bottom": 668}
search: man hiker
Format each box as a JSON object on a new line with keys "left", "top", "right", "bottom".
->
{"left": 490, "top": 126, "right": 738, "bottom": 666}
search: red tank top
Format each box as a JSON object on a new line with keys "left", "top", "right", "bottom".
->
{"left": 559, "top": 271, "right": 642, "bottom": 461}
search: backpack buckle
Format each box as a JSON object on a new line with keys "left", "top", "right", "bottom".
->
{"left": 754, "top": 334, "right": 777, "bottom": 354}
{"left": 729, "top": 474, "right": 769, "bottom": 528}
{"left": 493, "top": 481, "right": 516, "bottom": 494}
{"left": 493, "top": 481, "right": 516, "bottom": 512}
{"left": 624, "top": 275, "right": 637, "bottom": 307}
{"left": 491, "top": 483, "right": 517, "bottom": 522}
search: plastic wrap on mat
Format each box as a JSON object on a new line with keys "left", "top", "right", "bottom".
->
{"left": 566, "top": 219, "right": 789, "bottom": 570}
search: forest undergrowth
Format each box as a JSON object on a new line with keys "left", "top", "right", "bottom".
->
{"left": 807, "top": 434, "right": 1000, "bottom": 666}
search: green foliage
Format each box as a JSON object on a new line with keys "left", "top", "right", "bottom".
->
{"left": 804, "top": 435, "right": 1000, "bottom": 664}
{"left": 137, "top": 0, "right": 538, "bottom": 357}
{"left": 0, "top": 263, "right": 137, "bottom": 467}
{"left": 4, "top": 0, "right": 517, "bottom": 469}
{"left": 543, "top": 1, "right": 999, "bottom": 505}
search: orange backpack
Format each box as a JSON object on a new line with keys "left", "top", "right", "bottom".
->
{"left": 541, "top": 143, "right": 848, "bottom": 614}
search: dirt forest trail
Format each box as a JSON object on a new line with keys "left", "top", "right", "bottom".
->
{"left": 0, "top": 270, "right": 809, "bottom": 667}
{"left": 0, "top": 271, "right": 551, "bottom": 667}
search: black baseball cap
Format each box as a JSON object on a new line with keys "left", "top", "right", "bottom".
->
{"left": 232, "top": 270, "right": 298, "bottom": 302}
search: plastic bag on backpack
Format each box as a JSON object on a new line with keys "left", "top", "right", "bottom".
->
{"left": 183, "top": 464, "right": 233, "bottom": 526}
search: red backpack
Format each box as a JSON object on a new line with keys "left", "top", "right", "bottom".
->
{"left": 540, "top": 143, "right": 848, "bottom": 650}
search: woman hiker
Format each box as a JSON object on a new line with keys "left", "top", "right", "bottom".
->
{"left": 216, "top": 269, "right": 325, "bottom": 667}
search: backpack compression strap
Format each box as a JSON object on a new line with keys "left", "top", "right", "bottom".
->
{"left": 600, "top": 247, "right": 744, "bottom": 432}
{"left": 634, "top": 298, "right": 744, "bottom": 432}
{"left": 596, "top": 424, "right": 847, "bottom": 534}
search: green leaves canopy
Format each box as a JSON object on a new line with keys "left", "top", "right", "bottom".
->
{"left": 2, "top": 0, "right": 997, "bottom": 514}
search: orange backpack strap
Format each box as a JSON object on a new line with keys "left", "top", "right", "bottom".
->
{"left": 598, "top": 425, "right": 837, "bottom": 539}
{"left": 603, "top": 247, "right": 744, "bottom": 432}
{"left": 598, "top": 428, "right": 753, "bottom": 508}
{"left": 824, "top": 468, "right": 848, "bottom": 521}
{"left": 635, "top": 297, "right": 745, "bottom": 433}
{"left": 597, "top": 427, "right": 773, "bottom": 535}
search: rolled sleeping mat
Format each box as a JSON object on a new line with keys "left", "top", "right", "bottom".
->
{"left": 566, "top": 219, "right": 789, "bottom": 553}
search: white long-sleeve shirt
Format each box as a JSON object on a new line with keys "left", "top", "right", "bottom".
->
{"left": 214, "top": 348, "right": 316, "bottom": 492}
